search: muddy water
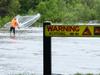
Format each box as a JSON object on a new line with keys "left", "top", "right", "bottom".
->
{"left": 1, "top": 27, "right": 100, "bottom": 75}
{"left": 52, "top": 37, "right": 100, "bottom": 75}
{"left": 0, "top": 27, "right": 43, "bottom": 75}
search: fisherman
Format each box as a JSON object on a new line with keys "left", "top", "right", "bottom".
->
{"left": 10, "top": 17, "right": 19, "bottom": 37}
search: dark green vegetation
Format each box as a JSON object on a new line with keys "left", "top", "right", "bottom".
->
{"left": 74, "top": 73, "right": 100, "bottom": 75}
{"left": 0, "top": 0, "right": 100, "bottom": 27}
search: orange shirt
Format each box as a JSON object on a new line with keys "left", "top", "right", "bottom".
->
{"left": 11, "top": 18, "right": 18, "bottom": 28}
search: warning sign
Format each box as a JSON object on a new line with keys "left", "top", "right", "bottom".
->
{"left": 45, "top": 25, "right": 80, "bottom": 37}
{"left": 44, "top": 25, "right": 98, "bottom": 37}
{"left": 82, "top": 27, "right": 91, "bottom": 36}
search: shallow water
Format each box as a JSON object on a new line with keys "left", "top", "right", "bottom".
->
{"left": 52, "top": 37, "right": 100, "bottom": 75}
{"left": 0, "top": 27, "right": 43, "bottom": 75}
{"left": 1, "top": 27, "right": 100, "bottom": 75}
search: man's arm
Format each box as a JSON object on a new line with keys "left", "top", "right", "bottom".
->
{"left": 16, "top": 21, "right": 20, "bottom": 29}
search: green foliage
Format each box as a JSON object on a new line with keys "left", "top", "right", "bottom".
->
{"left": 28, "top": 9, "right": 34, "bottom": 15}
{"left": 74, "top": 73, "right": 95, "bottom": 75}
{"left": 74, "top": 73, "right": 82, "bottom": 75}
{"left": 36, "top": 0, "right": 67, "bottom": 23}
{"left": 7, "top": 0, "right": 20, "bottom": 16}
{"left": 0, "top": 16, "right": 12, "bottom": 27}
{"left": 1, "top": 0, "right": 100, "bottom": 27}
{"left": 86, "top": 73, "right": 93, "bottom": 75}
{"left": 36, "top": 0, "right": 100, "bottom": 24}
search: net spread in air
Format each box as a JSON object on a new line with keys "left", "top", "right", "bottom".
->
{"left": 4, "top": 13, "right": 41, "bottom": 28}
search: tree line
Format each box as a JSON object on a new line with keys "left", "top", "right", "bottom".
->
{"left": 0, "top": 0, "right": 100, "bottom": 26}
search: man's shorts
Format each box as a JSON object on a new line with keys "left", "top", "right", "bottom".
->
{"left": 10, "top": 27, "right": 15, "bottom": 34}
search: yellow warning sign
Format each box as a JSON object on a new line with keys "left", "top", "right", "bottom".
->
{"left": 45, "top": 25, "right": 98, "bottom": 37}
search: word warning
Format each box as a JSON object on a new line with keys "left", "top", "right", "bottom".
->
{"left": 45, "top": 25, "right": 100, "bottom": 37}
